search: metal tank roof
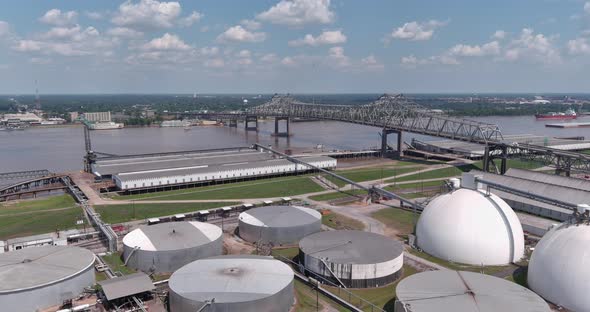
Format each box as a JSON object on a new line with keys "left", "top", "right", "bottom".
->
{"left": 396, "top": 270, "right": 550, "bottom": 312}
{"left": 123, "top": 221, "right": 221, "bottom": 251}
{"left": 168, "top": 255, "right": 294, "bottom": 303}
{"left": 528, "top": 220, "right": 590, "bottom": 311}
{"left": 0, "top": 246, "right": 95, "bottom": 293}
{"left": 299, "top": 230, "right": 403, "bottom": 264}
{"left": 239, "top": 205, "right": 321, "bottom": 228}
{"left": 416, "top": 188, "right": 525, "bottom": 265}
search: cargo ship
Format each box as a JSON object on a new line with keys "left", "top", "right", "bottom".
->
{"left": 87, "top": 121, "right": 124, "bottom": 130}
{"left": 535, "top": 109, "right": 577, "bottom": 120}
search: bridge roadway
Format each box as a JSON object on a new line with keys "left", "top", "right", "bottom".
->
{"left": 174, "top": 94, "right": 590, "bottom": 174}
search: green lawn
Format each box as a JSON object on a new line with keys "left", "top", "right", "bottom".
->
{"left": 506, "top": 266, "right": 528, "bottom": 287}
{"left": 325, "top": 166, "right": 424, "bottom": 187}
{"left": 386, "top": 180, "right": 445, "bottom": 190}
{"left": 372, "top": 208, "right": 419, "bottom": 236}
{"left": 95, "top": 202, "right": 239, "bottom": 224}
{"left": 271, "top": 247, "right": 300, "bottom": 260}
{"left": 101, "top": 252, "right": 136, "bottom": 276}
{"left": 581, "top": 149, "right": 590, "bottom": 155}
{"left": 387, "top": 165, "right": 478, "bottom": 183}
{"left": 117, "top": 176, "right": 323, "bottom": 201}
{"left": 308, "top": 189, "right": 367, "bottom": 201}
{"left": 324, "top": 265, "right": 418, "bottom": 312}
{"left": 322, "top": 211, "right": 366, "bottom": 230}
{"left": 0, "top": 195, "right": 83, "bottom": 240}
{"left": 294, "top": 280, "right": 348, "bottom": 312}
{"left": 407, "top": 249, "right": 513, "bottom": 275}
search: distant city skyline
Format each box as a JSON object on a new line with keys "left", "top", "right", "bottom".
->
{"left": 1, "top": 0, "right": 590, "bottom": 94}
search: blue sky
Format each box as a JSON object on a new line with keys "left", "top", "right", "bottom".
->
{"left": 0, "top": 0, "right": 589, "bottom": 93}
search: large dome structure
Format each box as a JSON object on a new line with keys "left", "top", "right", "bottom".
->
{"left": 416, "top": 188, "right": 524, "bottom": 265}
{"left": 528, "top": 212, "right": 590, "bottom": 311}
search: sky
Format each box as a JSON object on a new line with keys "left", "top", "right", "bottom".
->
{"left": 0, "top": 0, "right": 590, "bottom": 94}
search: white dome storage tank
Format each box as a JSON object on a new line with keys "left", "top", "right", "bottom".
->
{"left": 416, "top": 188, "right": 525, "bottom": 265}
{"left": 528, "top": 211, "right": 590, "bottom": 311}
{"left": 0, "top": 246, "right": 96, "bottom": 312}
{"left": 239, "top": 205, "right": 321, "bottom": 245}
{"left": 168, "top": 255, "right": 294, "bottom": 312}
{"left": 123, "top": 221, "right": 223, "bottom": 273}
{"left": 299, "top": 230, "right": 404, "bottom": 288}
{"left": 394, "top": 270, "right": 550, "bottom": 312}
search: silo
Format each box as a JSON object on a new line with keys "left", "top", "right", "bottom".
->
{"left": 123, "top": 221, "right": 222, "bottom": 273}
{"left": 168, "top": 255, "right": 294, "bottom": 312}
{"left": 239, "top": 205, "right": 321, "bottom": 245}
{"left": 416, "top": 188, "right": 525, "bottom": 265}
{"left": 528, "top": 207, "right": 590, "bottom": 312}
{"left": 394, "top": 270, "right": 550, "bottom": 312}
{"left": 0, "top": 246, "right": 96, "bottom": 312}
{"left": 299, "top": 230, "right": 403, "bottom": 288}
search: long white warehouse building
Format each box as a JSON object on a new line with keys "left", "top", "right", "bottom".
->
{"left": 113, "top": 156, "right": 336, "bottom": 191}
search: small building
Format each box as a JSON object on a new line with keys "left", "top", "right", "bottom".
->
{"left": 5, "top": 232, "right": 67, "bottom": 252}
{"left": 98, "top": 272, "right": 155, "bottom": 308}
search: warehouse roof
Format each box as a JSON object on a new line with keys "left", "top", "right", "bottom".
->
{"left": 114, "top": 156, "right": 334, "bottom": 183}
{"left": 239, "top": 206, "right": 321, "bottom": 228}
{"left": 93, "top": 150, "right": 271, "bottom": 176}
{"left": 168, "top": 255, "right": 293, "bottom": 303}
{"left": 0, "top": 246, "right": 95, "bottom": 293}
{"left": 395, "top": 270, "right": 550, "bottom": 312}
{"left": 99, "top": 272, "right": 155, "bottom": 301}
{"left": 123, "top": 221, "right": 221, "bottom": 251}
{"left": 299, "top": 230, "right": 403, "bottom": 264}
{"left": 506, "top": 168, "right": 590, "bottom": 192}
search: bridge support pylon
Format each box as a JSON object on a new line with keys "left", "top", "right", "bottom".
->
{"left": 228, "top": 118, "right": 238, "bottom": 128}
{"left": 381, "top": 129, "right": 402, "bottom": 158}
{"left": 245, "top": 115, "right": 258, "bottom": 131}
{"left": 272, "top": 117, "right": 291, "bottom": 137}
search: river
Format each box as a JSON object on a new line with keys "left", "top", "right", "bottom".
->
{"left": 1, "top": 116, "right": 588, "bottom": 172}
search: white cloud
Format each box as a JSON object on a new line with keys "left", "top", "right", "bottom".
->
{"left": 389, "top": 20, "right": 447, "bottom": 41}
{"left": 236, "top": 50, "right": 252, "bottom": 58}
{"left": 281, "top": 56, "right": 296, "bottom": 66}
{"left": 492, "top": 30, "right": 506, "bottom": 40}
{"left": 13, "top": 40, "right": 43, "bottom": 52}
{"left": 142, "top": 33, "right": 190, "bottom": 51}
{"left": 257, "top": 0, "right": 335, "bottom": 27}
{"left": 200, "top": 46, "right": 219, "bottom": 56}
{"left": 204, "top": 58, "right": 225, "bottom": 68}
{"left": 112, "top": 0, "right": 181, "bottom": 29}
{"left": 327, "top": 46, "right": 350, "bottom": 68}
{"left": 0, "top": 21, "right": 9, "bottom": 37}
{"left": 361, "top": 54, "right": 384, "bottom": 70}
{"left": 288, "top": 30, "right": 346, "bottom": 46}
{"left": 216, "top": 25, "right": 266, "bottom": 43}
{"left": 503, "top": 28, "right": 560, "bottom": 64}
{"left": 85, "top": 11, "right": 103, "bottom": 20}
{"left": 568, "top": 38, "right": 590, "bottom": 55}
{"left": 40, "top": 25, "right": 100, "bottom": 42}
{"left": 179, "top": 11, "right": 203, "bottom": 27}
{"left": 449, "top": 41, "right": 500, "bottom": 57}
{"left": 241, "top": 19, "right": 261, "bottom": 30}
{"left": 236, "top": 58, "right": 253, "bottom": 66}
{"left": 400, "top": 54, "right": 458, "bottom": 66}
{"left": 39, "top": 9, "right": 78, "bottom": 26}
{"left": 107, "top": 27, "right": 144, "bottom": 38}
{"left": 585, "top": 2, "right": 590, "bottom": 14}
{"left": 30, "top": 57, "right": 52, "bottom": 64}
{"left": 260, "top": 53, "right": 278, "bottom": 62}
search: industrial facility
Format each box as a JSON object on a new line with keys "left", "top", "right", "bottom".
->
{"left": 238, "top": 205, "right": 322, "bottom": 245}
{"left": 299, "top": 230, "right": 404, "bottom": 288}
{"left": 90, "top": 148, "right": 336, "bottom": 192}
{"left": 168, "top": 255, "right": 294, "bottom": 312}
{"left": 528, "top": 206, "right": 590, "bottom": 312}
{"left": 394, "top": 270, "right": 550, "bottom": 312}
{"left": 122, "top": 221, "right": 223, "bottom": 273}
{"left": 415, "top": 182, "right": 525, "bottom": 266}
{"left": 0, "top": 246, "right": 96, "bottom": 312}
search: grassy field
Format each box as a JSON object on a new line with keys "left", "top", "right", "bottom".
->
{"left": 117, "top": 176, "right": 323, "bottom": 201}
{"left": 95, "top": 202, "right": 239, "bottom": 224}
{"left": 324, "top": 265, "right": 418, "bottom": 312}
{"left": 372, "top": 208, "right": 419, "bottom": 236}
{"left": 308, "top": 189, "right": 367, "bottom": 201}
{"left": 271, "top": 247, "right": 300, "bottom": 260}
{"left": 506, "top": 266, "right": 528, "bottom": 287}
{"left": 0, "top": 195, "right": 84, "bottom": 239}
{"left": 322, "top": 210, "right": 366, "bottom": 230}
{"left": 294, "top": 280, "right": 348, "bottom": 312}
{"left": 407, "top": 249, "right": 514, "bottom": 275}
{"left": 101, "top": 252, "right": 136, "bottom": 276}
{"left": 324, "top": 166, "right": 424, "bottom": 187}
{"left": 386, "top": 180, "right": 445, "bottom": 190}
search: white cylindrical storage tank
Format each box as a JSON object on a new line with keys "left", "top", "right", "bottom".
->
{"left": 239, "top": 206, "right": 321, "bottom": 245}
{"left": 123, "top": 221, "right": 222, "bottom": 273}
{"left": 169, "top": 255, "right": 294, "bottom": 312}
{"left": 416, "top": 188, "right": 524, "bottom": 265}
{"left": 0, "top": 246, "right": 96, "bottom": 312}
{"left": 394, "top": 270, "right": 550, "bottom": 312}
{"left": 528, "top": 220, "right": 590, "bottom": 311}
{"left": 299, "top": 230, "right": 403, "bottom": 288}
